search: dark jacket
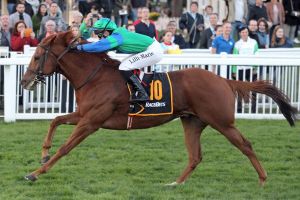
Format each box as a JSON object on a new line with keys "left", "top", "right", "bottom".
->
{"left": 174, "top": 34, "right": 188, "bottom": 49}
{"left": 271, "top": 37, "right": 293, "bottom": 48}
{"left": 282, "top": 0, "right": 300, "bottom": 26}
{"left": 0, "top": 30, "right": 11, "bottom": 49}
{"left": 179, "top": 12, "right": 204, "bottom": 46}
{"left": 113, "top": 0, "right": 129, "bottom": 16}
{"left": 130, "top": 0, "right": 147, "bottom": 8}
{"left": 134, "top": 21, "right": 158, "bottom": 40}
{"left": 248, "top": 5, "right": 269, "bottom": 21}
{"left": 249, "top": 31, "right": 262, "bottom": 48}
{"left": 200, "top": 27, "right": 214, "bottom": 49}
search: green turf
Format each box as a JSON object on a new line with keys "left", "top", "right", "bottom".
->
{"left": 0, "top": 119, "right": 299, "bottom": 200}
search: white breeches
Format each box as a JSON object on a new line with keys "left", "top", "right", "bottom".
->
{"left": 119, "top": 40, "right": 163, "bottom": 71}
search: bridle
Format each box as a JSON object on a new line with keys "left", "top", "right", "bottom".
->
{"left": 27, "top": 36, "right": 70, "bottom": 84}
{"left": 27, "top": 36, "right": 102, "bottom": 90}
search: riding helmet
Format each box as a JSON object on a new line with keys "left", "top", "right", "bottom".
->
{"left": 92, "top": 18, "right": 117, "bottom": 31}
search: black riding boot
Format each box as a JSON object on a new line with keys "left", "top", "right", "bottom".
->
{"left": 120, "top": 70, "right": 150, "bottom": 102}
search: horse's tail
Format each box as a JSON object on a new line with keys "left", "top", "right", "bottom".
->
{"left": 226, "top": 80, "right": 298, "bottom": 126}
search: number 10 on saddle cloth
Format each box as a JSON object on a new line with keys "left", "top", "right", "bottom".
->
{"left": 128, "top": 72, "right": 173, "bottom": 116}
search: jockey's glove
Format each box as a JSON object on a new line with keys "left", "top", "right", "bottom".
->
{"left": 70, "top": 45, "right": 82, "bottom": 51}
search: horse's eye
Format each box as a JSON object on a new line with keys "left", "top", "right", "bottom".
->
{"left": 34, "top": 56, "right": 39, "bottom": 61}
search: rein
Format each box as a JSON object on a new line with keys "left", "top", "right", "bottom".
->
{"left": 31, "top": 37, "right": 102, "bottom": 91}
{"left": 75, "top": 63, "right": 102, "bottom": 90}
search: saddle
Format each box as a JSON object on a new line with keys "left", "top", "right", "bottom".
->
{"left": 128, "top": 70, "right": 173, "bottom": 116}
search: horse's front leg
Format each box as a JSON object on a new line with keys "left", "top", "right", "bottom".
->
{"left": 41, "top": 112, "right": 80, "bottom": 164}
{"left": 25, "top": 105, "right": 114, "bottom": 182}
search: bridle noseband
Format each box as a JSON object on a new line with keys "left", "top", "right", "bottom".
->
{"left": 29, "top": 44, "right": 51, "bottom": 84}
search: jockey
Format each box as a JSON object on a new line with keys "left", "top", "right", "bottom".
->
{"left": 74, "top": 18, "right": 164, "bottom": 102}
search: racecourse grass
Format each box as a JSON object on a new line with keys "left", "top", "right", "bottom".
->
{"left": 0, "top": 120, "right": 300, "bottom": 200}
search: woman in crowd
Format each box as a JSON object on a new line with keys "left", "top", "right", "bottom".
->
{"left": 257, "top": 18, "right": 270, "bottom": 48}
{"left": 71, "top": 24, "right": 80, "bottom": 37}
{"left": 11, "top": 20, "right": 38, "bottom": 52}
{"left": 160, "top": 30, "right": 180, "bottom": 54}
{"left": 266, "top": 0, "right": 285, "bottom": 38}
{"left": 32, "top": 3, "right": 48, "bottom": 35}
{"left": 166, "top": 20, "right": 187, "bottom": 49}
{"left": 38, "top": 20, "right": 57, "bottom": 42}
{"left": 270, "top": 25, "right": 293, "bottom": 48}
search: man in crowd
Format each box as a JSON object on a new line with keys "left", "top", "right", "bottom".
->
{"left": 130, "top": 0, "right": 148, "bottom": 21}
{"left": 211, "top": 21, "right": 234, "bottom": 54}
{"left": 134, "top": 7, "right": 158, "bottom": 40}
{"left": 248, "top": 19, "right": 261, "bottom": 47}
{"left": 200, "top": 13, "right": 218, "bottom": 49}
{"left": 12, "top": 0, "right": 34, "bottom": 17}
{"left": 9, "top": 2, "right": 33, "bottom": 29}
{"left": 44, "top": 0, "right": 62, "bottom": 17}
{"left": 211, "top": 21, "right": 235, "bottom": 74}
{"left": 228, "top": 0, "right": 248, "bottom": 40}
{"left": 283, "top": 0, "right": 300, "bottom": 42}
{"left": 179, "top": 1, "right": 204, "bottom": 48}
{"left": 0, "top": 15, "right": 11, "bottom": 49}
{"left": 203, "top": 5, "right": 213, "bottom": 28}
{"left": 248, "top": 0, "right": 268, "bottom": 21}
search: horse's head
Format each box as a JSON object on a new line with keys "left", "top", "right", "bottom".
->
{"left": 21, "top": 31, "right": 79, "bottom": 90}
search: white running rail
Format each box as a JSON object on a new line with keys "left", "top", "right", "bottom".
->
{"left": 0, "top": 47, "right": 300, "bottom": 122}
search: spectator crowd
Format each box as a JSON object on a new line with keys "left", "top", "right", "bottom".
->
{"left": 0, "top": 0, "right": 299, "bottom": 54}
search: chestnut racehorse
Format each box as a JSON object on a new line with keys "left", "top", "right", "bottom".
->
{"left": 21, "top": 32, "right": 297, "bottom": 185}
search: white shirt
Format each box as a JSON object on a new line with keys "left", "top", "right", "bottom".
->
{"left": 234, "top": 37, "right": 258, "bottom": 55}
{"left": 233, "top": 37, "right": 258, "bottom": 69}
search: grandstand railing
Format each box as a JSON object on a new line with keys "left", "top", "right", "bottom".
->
{"left": 0, "top": 47, "right": 300, "bottom": 122}
{"left": 0, "top": 46, "right": 10, "bottom": 118}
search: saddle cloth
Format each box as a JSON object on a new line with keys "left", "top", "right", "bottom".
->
{"left": 128, "top": 71, "right": 173, "bottom": 116}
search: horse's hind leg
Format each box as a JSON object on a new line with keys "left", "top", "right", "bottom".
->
{"left": 168, "top": 116, "right": 207, "bottom": 185}
{"left": 41, "top": 112, "right": 80, "bottom": 164}
{"left": 218, "top": 125, "right": 267, "bottom": 186}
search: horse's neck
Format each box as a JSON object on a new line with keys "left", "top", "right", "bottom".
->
{"left": 59, "top": 53, "right": 118, "bottom": 90}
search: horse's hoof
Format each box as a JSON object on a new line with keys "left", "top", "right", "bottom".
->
{"left": 259, "top": 177, "right": 267, "bottom": 187}
{"left": 165, "top": 181, "right": 184, "bottom": 186}
{"left": 259, "top": 179, "right": 266, "bottom": 187}
{"left": 24, "top": 174, "right": 38, "bottom": 182}
{"left": 41, "top": 155, "right": 50, "bottom": 165}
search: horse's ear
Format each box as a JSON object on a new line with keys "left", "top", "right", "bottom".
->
{"left": 40, "top": 34, "right": 57, "bottom": 46}
{"left": 63, "top": 31, "right": 76, "bottom": 46}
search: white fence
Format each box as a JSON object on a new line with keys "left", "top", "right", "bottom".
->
{"left": 0, "top": 47, "right": 300, "bottom": 122}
